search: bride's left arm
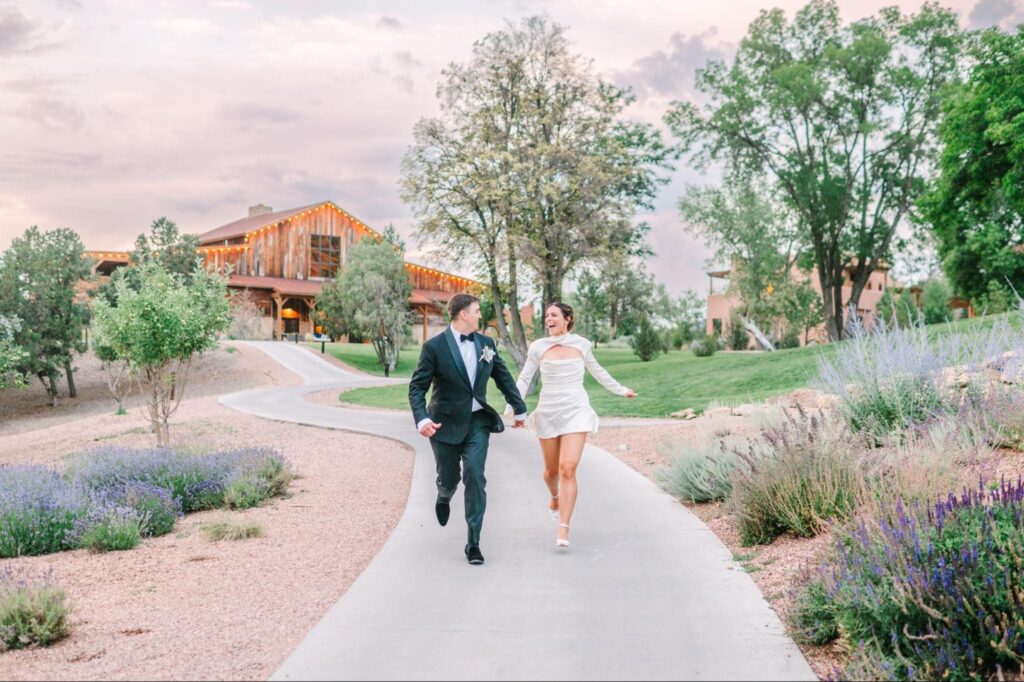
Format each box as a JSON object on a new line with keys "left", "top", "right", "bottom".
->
{"left": 583, "top": 347, "right": 634, "bottom": 397}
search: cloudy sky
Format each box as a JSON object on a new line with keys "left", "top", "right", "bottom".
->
{"left": 1, "top": 0, "right": 1019, "bottom": 295}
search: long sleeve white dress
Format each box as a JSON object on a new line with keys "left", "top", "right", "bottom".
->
{"left": 506, "top": 333, "right": 631, "bottom": 438}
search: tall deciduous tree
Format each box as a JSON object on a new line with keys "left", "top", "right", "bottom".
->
{"left": 920, "top": 28, "right": 1024, "bottom": 304}
{"left": 402, "top": 16, "right": 672, "bottom": 365}
{"left": 91, "top": 260, "right": 230, "bottom": 446}
{"left": 0, "top": 226, "right": 91, "bottom": 405}
{"left": 668, "top": 0, "right": 963, "bottom": 340}
{"left": 316, "top": 235, "right": 412, "bottom": 376}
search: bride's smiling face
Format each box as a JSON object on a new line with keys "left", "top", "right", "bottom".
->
{"left": 545, "top": 306, "right": 571, "bottom": 336}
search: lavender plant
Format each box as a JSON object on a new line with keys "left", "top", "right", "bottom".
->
{"left": 0, "top": 567, "right": 70, "bottom": 651}
{"left": 798, "top": 479, "right": 1024, "bottom": 680}
{"left": 0, "top": 466, "right": 89, "bottom": 557}
{"left": 655, "top": 435, "right": 754, "bottom": 503}
{"left": 71, "top": 500, "right": 145, "bottom": 552}
{"left": 731, "top": 408, "right": 864, "bottom": 545}
{"left": 108, "top": 481, "right": 181, "bottom": 537}
{"left": 67, "top": 447, "right": 234, "bottom": 512}
{"left": 817, "top": 312, "right": 1024, "bottom": 441}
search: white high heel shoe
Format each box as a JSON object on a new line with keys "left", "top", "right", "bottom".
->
{"left": 556, "top": 523, "right": 570, "bottom": 549}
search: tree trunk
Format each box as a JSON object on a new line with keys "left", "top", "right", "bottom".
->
{"left": 64, "top": 360, "right": 77, "bottom": 398}
{"left": 485, "top": 258, "right": 525, "bottom": 370}
{"left": 504, "top": 250, "right": 530, "bottom": 361}
{"left": 38, "top": 372, "right": 59, "bottom": 407}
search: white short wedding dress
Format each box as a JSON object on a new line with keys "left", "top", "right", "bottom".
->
{"left": 506, "top": 333, "right": 631, "bottom": 439}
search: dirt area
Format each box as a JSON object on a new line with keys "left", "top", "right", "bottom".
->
{"left": 592, "top": 415, "right": 846, "bottom": 680}
{"left": 0, "top": 342, "right": 415, "bottom": 681}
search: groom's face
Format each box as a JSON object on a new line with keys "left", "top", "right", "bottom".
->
{"left": 461, "top": 302, "right": 482, "bottom": 331}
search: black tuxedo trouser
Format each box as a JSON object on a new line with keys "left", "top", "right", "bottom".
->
{"left": 431, "top": 411, "right": 491, "bottom": 546}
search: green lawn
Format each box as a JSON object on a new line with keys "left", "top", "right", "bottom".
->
{"left": 321, "top": 341, "right": 835, "bottom": 417}
{"left": 309, "top": 342, "right": 422, "bottom": 378}
{"left": 313, "top": 312, "right": 1023, "bottom": 418}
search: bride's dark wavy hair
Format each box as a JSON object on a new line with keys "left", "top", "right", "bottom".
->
{"left": 546, "top": 302, "right": 575, "bottom": 332}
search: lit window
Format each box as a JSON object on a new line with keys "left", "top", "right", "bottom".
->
{"left": 310, "top": 235, "right": 341, "bottom": 278}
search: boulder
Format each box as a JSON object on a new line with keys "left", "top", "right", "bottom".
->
{"left": 703, "top": 406, "right": 734, "bottom": 419}
{"left": 731, "top": 404, "right": 757, "bottom": 417}
{"left": 670, "top": 408, "right": 696, "bottom": 420}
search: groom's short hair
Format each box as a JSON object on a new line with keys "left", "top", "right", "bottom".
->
{"left": 448, "top": 293, "right": 479, "bottom": 320}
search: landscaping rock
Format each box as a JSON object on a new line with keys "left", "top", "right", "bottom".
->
{"left": 670, "top": 408, "right": 696, "bottom": 420}
{"left": 731, "top": 404, "right": 756, "bottom": 417}
{"left": 703, "top": 407, "right": 733, "bottom": 419}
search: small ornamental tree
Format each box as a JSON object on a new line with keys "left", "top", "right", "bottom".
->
{"left": 630, "top": 315, "right": 662, "bottom": 362}
{"left": 316, "top": 236, "right": 412, "bottom": 376}
{"left": 91, "top": 260, "right": 230, "bottom": 445}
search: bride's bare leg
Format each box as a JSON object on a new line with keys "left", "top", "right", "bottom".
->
{"left": 540, "top": 437, "right": 561, "bottom": 510}
{"left": 557, "top": 433, "right": 587, "bottom": 541}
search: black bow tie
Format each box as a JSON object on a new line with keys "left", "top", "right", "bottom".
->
{"left": 459, "top": 333, "right": 474, "bottom": 343}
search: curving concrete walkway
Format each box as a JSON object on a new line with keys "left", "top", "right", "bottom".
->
{"left": 220, "top": 341, "right": 815, "bottom": 681}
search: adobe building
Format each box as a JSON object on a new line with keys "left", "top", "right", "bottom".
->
{"left": 87, "top": 201, "right": 482, "bottom": 343}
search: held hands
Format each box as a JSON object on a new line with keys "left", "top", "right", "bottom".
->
{"left": 512, "top": 417, "right": 526, "bottom": 429}
{"left": 419, "top": 421, "right": 442, "bottom": 438}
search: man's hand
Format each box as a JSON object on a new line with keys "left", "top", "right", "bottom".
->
{"left": 512, "top": 418, "right": 526, "bottom": 429}
{"left": 419, "top": 421, "right": 442, "bottom": 437}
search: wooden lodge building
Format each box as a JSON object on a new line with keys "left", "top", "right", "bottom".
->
{"left": 86, "top": 201, "right": 481, "bottom": 343}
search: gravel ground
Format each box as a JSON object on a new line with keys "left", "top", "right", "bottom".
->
{"left": 0, "top": 342, "right": 415, "bottom": 681}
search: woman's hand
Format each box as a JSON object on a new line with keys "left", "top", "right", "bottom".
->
{"left": 625, "top": 389, "right": 637, "bottom": 399}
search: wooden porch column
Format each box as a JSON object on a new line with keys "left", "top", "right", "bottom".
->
{"left": 272, "top": 293, "right": 283, "bottom": 339}
{"left": 308, "top": 297, "right": 318, "bottom": 336}
{"left": 421, "top": 305, "right": 428, "bottom": 343}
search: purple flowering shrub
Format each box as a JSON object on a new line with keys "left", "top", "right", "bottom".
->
{"left": 793, "top": 479, "right": 1024, "bottom": 680}
{"left": 0, "top": 567, "right": 70, "bottom": 651}
{"left": 817, "top": 314, "right": 1024, "bottom": 442}
{"left": 0, "top": 447, "right": 290, "bottom": 558}
{"left": 71, "top": 498, "right": 144, "bottom": 552}
{"left": 67, "top": 447, "right": 235, "bottom": 513}
{"left": 221, "top": 448, "right": 294, "bottom": 510}
{"left": 731, "top": 408, "right": 864, "bottom": 545}
{"left": 0, "top": 466, "right": 90, "bottom": 557}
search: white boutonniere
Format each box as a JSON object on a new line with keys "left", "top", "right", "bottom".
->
{"left": 480, "top": 346, "right": 496, "bottom": 363}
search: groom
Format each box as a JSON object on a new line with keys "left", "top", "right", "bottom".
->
{"left": 408, "top": 293, "right": 528, "bottom": 565}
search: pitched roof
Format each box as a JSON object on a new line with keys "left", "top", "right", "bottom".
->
{"left": 199, "top": 203, "right": 324, "bottom": 244}
{"left": 228, "top": 275, "right": 324, "bottom": 297}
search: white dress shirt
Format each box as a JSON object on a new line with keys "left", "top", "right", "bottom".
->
{"left": 417, "top": 326, "right": 526, "bottom": 431}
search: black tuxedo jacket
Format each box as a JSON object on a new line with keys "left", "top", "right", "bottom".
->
{"left": 408, "top": 328, "right": 528, "bottom": 445}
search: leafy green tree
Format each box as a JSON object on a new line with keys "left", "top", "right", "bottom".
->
{"left": 975, "top": 279, "right": 1015, "bottom": 315}
{"left": 668, "top": 0, "right": 964, "bottom": 340}
{"left": 91, "top": 260, "right": 230, "bottom": 445}
{"left": 921, "top": 278, "right": 952, "bottom": 324}
{"left": 725, "top": 308, "right": 750, "bottom": 351}
{"left": 316, "top": 237, "right": 412, "bottom": 376}
{"left": 0, "top": 226, "right": 91, "bottom": 405}
{"left": 131, "top": 217, "right": 202, "bottom": 278}
{"left": 0, "top": 315, "right": 28, "bottom": 389}
{"left": 602, "top": 253, "right": 655, "bottom": 339}
{"left": 402, "top": 17, "right": 672, "bottom": 364}
{"left": 629, "top": 315, "right": 662, "bottom": 362}
{"left": 570, "top": 269, "right": 609, "bottom": 343}
{"left": 895, "top": 287, "right": 920, "bottom": 328}
{"left": 921, "top": 29, "right": 1024, "bottom": 303}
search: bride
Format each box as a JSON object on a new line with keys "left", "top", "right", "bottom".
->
{"left": 508, "top": 302, "right": 636, "bottom": 548}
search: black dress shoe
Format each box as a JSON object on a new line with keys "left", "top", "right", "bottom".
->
{"left": 465, "top": 544, "right": 484, "bottom": 565}
{"left": 435, "top": 500, "right": 450, "bottom": 527}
